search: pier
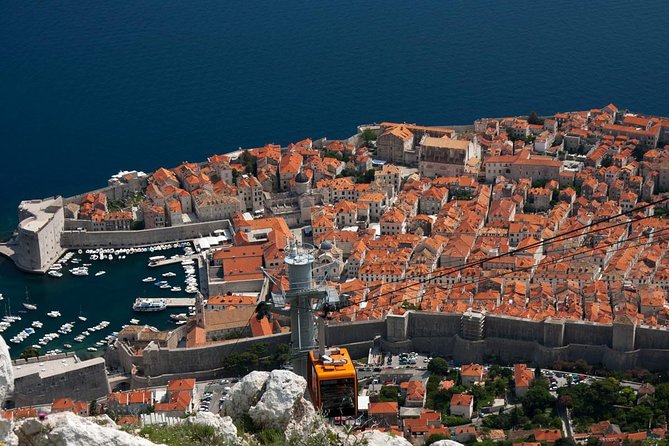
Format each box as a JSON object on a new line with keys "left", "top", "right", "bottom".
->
{"left": 136, "top": 298, "right": 196, "bottom": 307}
{"left": 148, "top": 254, "right": 199, "bottom": 268}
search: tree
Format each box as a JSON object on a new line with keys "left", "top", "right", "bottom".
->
{"left": 89, "top": 400, "right": 98, "bottom": 416}
{"left": 522, "top": 379, "right": 556, "bottom": 417}
{"left": 601, "top": 155, "right": 613, "bottom": 168}
{"left": 379, "top": 386, "right": 399, "bottom": 402}
{"left": 361, "top": 129, "right": 377, "bottom": 143}
{"left": 528, "top": 112, "right": 544, "bottom": 125}
{"left": 425, "top": 433, "right": 449, "bottom": 445}
{"left": 20, "top": 346, "right": 40, "bottom": 360}
{"left": 427, "top": 357, "right": 449, "bottom": 376}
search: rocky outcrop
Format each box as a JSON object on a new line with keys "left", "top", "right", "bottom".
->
{"left": 431, "top": 440, "right": 465, "bottom": 446}
{"left": 225, "top": 369, "right": 319, "bottom": 438}
{"left": 223, "top": 370, "right": 269, "bottom": 420}
{"left": 350, "top": 430, "right": 413, "bottom": 446}
{"left": 188, "top": 411, "right": 238, "bottom": 444}
{"left": 16, "top": 412, "right": 161, "bottom": 446}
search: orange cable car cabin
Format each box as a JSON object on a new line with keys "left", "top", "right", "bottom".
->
{"left": 307, "top": 347, "right": 357, "bottom": 417}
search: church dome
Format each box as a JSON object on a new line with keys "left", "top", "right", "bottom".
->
{"left": 320, "top": 240, "right": 332, "bottom": 251}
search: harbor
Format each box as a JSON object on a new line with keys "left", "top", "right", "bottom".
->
{"left": 133, "top": 298, "right": 196, "bottom": 308}
{"left": 0, "top": 242, "right": 201, "bottom": 359}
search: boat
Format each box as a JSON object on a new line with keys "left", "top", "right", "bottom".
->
{"left": 170, "top": 313, "right": 188, "bottom": 321}
{"left": 171, "top": 287, "right": 182, "bottom": 292}
{"left": 142, "top": 277, "right": 156, "bottom": 283}
{"left": 47, "top": 311, "right": 61, "bottom": 318}
{"left": 162, "top": 272, "right": 177, "bottom": 277}
{"left": 64, "top": 344, "right": 72, "bottom": 349}
{"left": 87, "top": 347, "right": 97, "bottom": 352}
{"left": 31, "top": 321, "right": 43, "bottom": 328}
{"left": 78, "top": 306, "right": 87, "bottom": 322}
{"left": 132, "top": 298, "right": 167, "bottom": 312}
{"left": 175, "top": 320, "right": 187, "bottom": 325}
{"left": 129, "top": 318, "right": 140, "bottom": 325}
{"left": 48, "top": 270, "right": 63, "bottom": 278}
{"left": 23, "top": 288, "right": 37, "bottom": 311}
{"left": 95, "top": 271, "right": 106, "bottom": 277}
{"left": 159, "top": 284, "right": 171, "bottom": 289}
{"left": 70, "top": 267, "right": 89, "bottom": 276}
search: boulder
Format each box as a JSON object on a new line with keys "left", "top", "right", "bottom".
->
{"left": 0, "top": 336, "right": 13, "bottom": 401}
{"left": 351, "top": 430, "right": 413, "bottom": 446}
{"left": 431, "top": 440, "right": 466, "bottom": 446}
{"left": 248, "top": 369, "right": 308, "bottom": 431}
{"left": 189, "top": 411, "right": 238, "bottom": 444}
{"left": 223, "top": 370, "right": 269, "bottom": 420}
{"left": 16, "top": 411, "right": 161, "bottom": 446}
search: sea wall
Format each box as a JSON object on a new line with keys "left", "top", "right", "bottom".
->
{"left": 61, "top": 220, "right": 232, "bottom": 249}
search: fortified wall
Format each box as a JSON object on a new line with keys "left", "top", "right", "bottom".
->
{"left": 60, "top": 219, "right": 233, "bottom": 249}
{"left": 9, "top": 355, "right": 110, "bottom": 407}
{"left": 111, "top": 311, "right": 669, "bottom": 383}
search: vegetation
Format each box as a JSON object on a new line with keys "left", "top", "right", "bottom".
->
{"left": 361, "top": 128, "right": 377, "bottom": 144}
{"left": 424, "top": 433, "right": 450, "bottom": 445}
{"left": 427, "top": 357, "right": 450, "bottom": 376}
{"left": 221, "top": 343, "right": 290, "bottom": 375}
{"left": 527, "top": 111, "right": 544, "bottom": 125}
{"left": 108, "top": 191, "right": 145, "bottom": 212}
{"left": 601, "top": 154, "right": 613, "bottom": 168}
{"left": 240, "top": 150, "right": 258, "bottom": 176}
{"left": 558, "top": 377, "right": 669, "bottom": 432}
{"left": 450, "top": 189, "right": 474, "bottom": 201}
{"left": 19, "top": 346, "right": 40, "bottom": 359}
{"left": 139, "top": 423, "right": 230, "bottom": 446}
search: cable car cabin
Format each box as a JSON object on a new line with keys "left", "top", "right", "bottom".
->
{"left": 307, "top": 347, "right": 357, "bottom": 418}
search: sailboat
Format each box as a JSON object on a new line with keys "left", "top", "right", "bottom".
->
{"left": 22, "top": 288, "right": 37, "bottom": 311}
{"left": 78, "top": 306, "right": 87, "bottom": 322}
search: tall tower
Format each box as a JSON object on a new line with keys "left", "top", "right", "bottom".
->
{"left": 195, "top": 291, "right": 206, "bottom": 329}
{"left": 284, "top": 241, "right": 317, "bottom": 379}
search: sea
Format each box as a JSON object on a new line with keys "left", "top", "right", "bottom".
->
{"left": 1, "top": 0, "right": 668, "bottom": 357}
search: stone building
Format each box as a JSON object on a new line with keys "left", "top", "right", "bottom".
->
{"left": 14, "top": 196, "right": 65, "bottom": 272}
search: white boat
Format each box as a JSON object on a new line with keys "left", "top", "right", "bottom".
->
{"left": 95, "top": 271, "right": 106, "bottom": 277}
{"left": 48, "top": 270, "right": 63, "bottom": 278}
{"left": 142, "top": 277, "right": 156, "bottom": 283}
{"left": 171, "top": 287, "right": 181, "bottom": 292}
{"left": 23, "top": 303, "right": 37, "bottom": 311}
{"left": 87, "top": 347, "right": 97, "bottom": 352}
{"left": 32, "top": 321, "right": 43, "bottom": 328}
{"left": 132, "top": 298, "right": 167, "bottom": 312}
{"left": 47, "top": 311, "right": 61, "bottom": 318}
{"left": 64, "top": 344, "right": 72, "bottom": 349}
{"left": 175, "top": 320, "right": 187, "bottom": 325}
{"left": 78, "top": 316, "right": 87, "bottom": 322}
{"left": 162, "top": 272, "right": 177, "bottom": 277}
{"left": 70, "top": 267, "right": 89, "bottom": 276}
{"left": 129, "top": 318, "right": 140, "bottom": 325}
{"left": 159, "top": 284, "right": 171, "bottom": 289}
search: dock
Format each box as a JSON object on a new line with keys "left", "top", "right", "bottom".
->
{"left": 137, "top": 298, "right": 196, "bottom": 307}
{"left": 148, "top": 254, "right": 199, "bottom": 268}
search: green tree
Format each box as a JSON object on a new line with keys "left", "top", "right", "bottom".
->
{"left": 427, "top": 357, "right": 449, "bottom": 376}
{"left": 601, "top": 155, "right": 613, "bottom": 168}
{"left": 528, "top": 112, "right": 544, "bottom": 125}
{"left": 20, "top": 346, "right": 40, "bottom": 360}
{"left": 89, "top": 400, "right": 98, "bottom": 416}
{"left": 379, "top": 386, "right": 399, "bottom": 402}
{"left": 361, "top": 129, "right": 377, "bottom": 143}
{"left": 425, "top": 433, "right": 450, "bottom": 445}
{"left": 522, "top": 379, "right": 556, "bottom": 417}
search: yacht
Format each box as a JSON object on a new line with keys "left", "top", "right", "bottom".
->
{"left": 31, "top": 321, "right": 43, "bottom": 329}
{"left": 170, "top": 313, "right": 188, "bottom": 321}
{"left": 22, "top": 303, "right": 37, "bottom": 311}
{"left": 64, "top": 344, "right": 72, "bottom": 349}
{"left": 129, "top": 319, "right": 139, "bottom": 325}
{"left": 171, "top": 287, "right": 182, "bottom": 292}
{"left": 132, "top": 299, "right": 167, "bottom": 312}
{"left": 47, "top": 311, "right": 61, "bottom": 318}
{"left": 48, "top": 270, "right": 63, "bottom": 278}
{"left": 70, "top": 267, "right": 89, "bottom": 276}
{"left": 87, "top": 347, "right": 97, "bottom": 352}
{"left": 162, "top": 272, "right": 177, "bottom": 277}
{"left": 95, "top": 271, "right": 106, "bottom": 277}
{"left": 142, "top": 277, "right": 156, "bottom": 282}
{"left": 159, "top": 283, "right": 171, "bottom": 289}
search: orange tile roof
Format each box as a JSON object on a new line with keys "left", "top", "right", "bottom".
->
{"left": 167, "top": 378, "right": 195, "bottom": 393}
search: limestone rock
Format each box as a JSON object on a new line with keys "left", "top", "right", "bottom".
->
{"left": 16, "top": 411, "right": 161, "bottom": 446}
{"left": 223, "top": 370, "right": 269, "bottom": 420}
{"left": 189, "top": 411, "right": 238, "bottom": 444}
{"left": 0, "top": 336, "right": 14, "bottom": 401}
{"left": 431, "top": 440, "right": 465, "bottom": 446}
{"left": 351, "top": 430, "right": 413, "bottom": 446}
{"left": 249, "top": 369, "right": 308, "bottom": 431}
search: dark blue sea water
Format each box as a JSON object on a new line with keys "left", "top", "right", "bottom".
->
{"left": 1, "top": 0, "right": 668, "bottom": 356}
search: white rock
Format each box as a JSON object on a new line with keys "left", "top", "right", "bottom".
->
{"left": 189, "top": 411, "right": 238, "bottom": 444}
{"left": 0, "top": 419, "right": 17, "bottom": 446}
{"left": 432, "top": 440, "right": 465, "bottom": 446}
{"left": 0, "top": 336, "right": 14, "bottom": 401}
{"left": 18, "top": 411, "right": 161, "bottom": 446}
{"left": 351, "top": 430, "right": 413, "bottom": 446}
{"left": 223, "top": 370, "right": 269, "bottom": 420}
{"left": 249, "top": 369, "right": 307, "bottom": 431}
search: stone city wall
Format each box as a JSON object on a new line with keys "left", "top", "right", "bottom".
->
{"left": 10, "top": 357, "right": 110, "bottom": 407}
{"left": 61, "top": 220, "right": 232, "bottom": 249}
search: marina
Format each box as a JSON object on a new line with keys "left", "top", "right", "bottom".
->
{"left": 133, "top": 298, "right": 196, "bottom": 308}
{"left": 0, "top": 242, "right": 198, "bottom": 358}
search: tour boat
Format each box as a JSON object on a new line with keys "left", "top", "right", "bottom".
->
{"left": 132, "top": 298, "right": 167, "bottom": 312}
{"left": 142, "top": 277, "right": 156, "bottom": 282}
{"left": 95, "top": 271, "right": 106, "bottom": 277}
